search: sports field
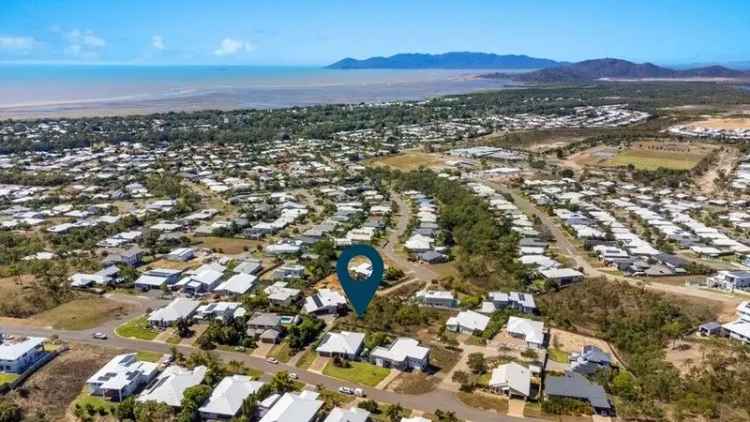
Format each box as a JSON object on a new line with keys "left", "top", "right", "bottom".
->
{"left": 604, "top": 148, "right": 705, "bottom": 170}
{"left": 369, "top": 152, "right": 450, "bottom": 171}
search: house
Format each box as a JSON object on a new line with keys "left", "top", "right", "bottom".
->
{"left": 195, "top": 302, "right": 244, "bottom": 322}
{"left": 544, "top": 372, "right": 612, "bottom": 416}
{"left": 486, "top": 291, "right": 537, "bottom": 314}
{"left": 234, "top": 260, "right": 263, "bottom": 275}
{"left": 264, "top": 282, "right": 301, "bottom": 306}
{"left": 370, "top": 337, "right": 430, "bottom": 371}
{"left": 698, "top": 321, "right": 723, "bottom": 337}
{"left": 404, "top": 234, "right": 434, "bottom": 253}
{"left": 69, "top": 266, "right": 120, "bottom": 288}
{"left": 0, "top": 334, "right": 46, "bottom": 374}
{"left": 324, "top": 407, "right": 370, "bottom": 422}
{"left": 86, "top": 353, "right": 159, "bottom": 402}
{"left": 259, "top": 390, "right": 323, "bottom": 422}
{"left": 147, "top": 298, "right": 201, "bottom": 329}
{"left": 134, "top": 268, "right": 182, "bottom": 290}
{"left": 722, "top": 301, "right": 750, "bottom": 344}
{"left": 401, "top": 417, "right": 431, "bottom": 422}
{"left": 166, "top": 247, "right": 195, "bottom": 261}
{"left": 446, "top": 310, "right": 490, "bottom": 334}
{"left": 137, "top": 365, "right": 207, "bottom": 407}
{"left": 506, "top": 316, "right": 546, "bottom": 349}
{"left": 102, "top": 246, "right": 144, "bottom": 267}
{"left": 569, "top": 345, "right": 612, "bottom": 375}
{"left": 246, "top": 312, "right": 284, "bottom": 344}
{"left": 539, "top": 268, "right": 584, "bottom": 286}
{"left": 417, "top": 250, "right": 448, "bottom": 264}
{"left": 707, "top": 271, "right": 750, "bottom": 291}
{"left": 489, "top": 362, "right": 532, "bottom": 399}
{"left": 272, "top": 264, "right": 305, "bottom": 280}
{"left": 316, "top": 331, "right": 365, "bottom": 360}
{"left": 303, "top": 289, "right": 347, "bottom": 315}
{"left": 415, "top": 290, "right": 458, "bottom": 308}
{"left": 199, "top": 375, "right": 264, "bottom": 420}
{"left": 176, "top": 267, "right": 224, "bottom": 295}
{"left": 214, "top": 273, "right": 257, "bottom": 296}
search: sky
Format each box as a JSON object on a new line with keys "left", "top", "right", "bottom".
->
{"left": 1, "top": 0, "right": 748, "bottom": 67}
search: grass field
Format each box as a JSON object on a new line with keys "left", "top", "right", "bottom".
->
{"left": 369, "top": 152, "right": 449, "bottom": 171}
{"left": 136, "top": 350, "right": 163, "bottom": 362}
{"left": 548, "top": 348, "right": 570, "bottom": 363}
{"left": 687, "top": 117, "right": 750, "bottom": 130}
{"left": 323, "top": 361, "right": 390, "bottom": 387}
{"left": 30, "top": 298, "right": 133, "bottom": 330}
{"left": 115, "top": 316, "right": 159, "bottom": 340}
{"left": 71, "top": 391, "right": 116, "bottom": 416}
{"left": 392, "top": 372, "right": 439, "bottom": 394}
{"left": 604, "top": 149, "right": 705, "bottom": 171}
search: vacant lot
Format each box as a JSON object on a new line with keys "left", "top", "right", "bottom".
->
{"left": 12, "top": 343, "right": 118, "bottom": 421}
{"left": 30, "top": 297, "right": 134, "bottom": 330}
{"left": 369, "top": 152, "right": 450, "bottom": 171}
{"left": 571, "top": 141, "right": 715, "bottom": 171}
{"left": 192, "top": 236, "right": 260, "bottom": 255}
{"left": 687, "top": 117, "right": 750, "bottom": 130}
{"left": 115, "top": 315, "right": 159, "bottom": 340}
{"left": 323, "top": 361, "right": 390, "bottom": 387}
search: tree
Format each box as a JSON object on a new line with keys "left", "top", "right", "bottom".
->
{"left": 269, "top": 371, "right": 295, "bottom": 394}
{"left": 115, "top": 397, "right": 136, "bottom": 421}
{"left": 134, "top": 401, "right": 173, "bottom": 422}
{"left": 467, "top": 352, "right": 487, "bottom": 374}
{"left": 176, "top": 318, "right": 193, "bottom": 338}
{"left": 384, "top": 403, "right": 405, "bottom": 422}
{"left": 434, "top": 409, "right": 460, "bottom": 422}
{"left": 178, "top": 384, "right": 212, "bottom": 422}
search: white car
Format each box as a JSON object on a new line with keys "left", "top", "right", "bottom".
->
{"left": 289, "top": 372, "right": 298, "bottom": 380}
{"left": 338, "top": 387, "right": 353, "bottom": 395}
{"left": 92, "top": 332, "right": 108, "bottom": 340}
{"left": 354, "top": 388, "right": 365, "bottom": 397}
{"left": 266, "top": 357, "right": 279, "bottom": 364}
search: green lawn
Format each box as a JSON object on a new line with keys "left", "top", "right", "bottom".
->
{"left": 268, "top": 341, "right": 295, "bottom": 363}
{"left": 72, "top": 391, "right": 117, "bottom": 415}
{"left": 115, "top": 316, "right": 159, "bottom": 340}
{"left": 0, "top": 373, "right": 19, "bottom": 385}
{"left": 323, "top": 361, "right": 390, "bottom": 387}
{"left": 295, "top": 349, "right": 317, "bottom": 370}
{"left": 548, "top": 348, "right": 570, "bottom": 363}
{"left": 136, "top": 351, "right": 163, "bottom": 362}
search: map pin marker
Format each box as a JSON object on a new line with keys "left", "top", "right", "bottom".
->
{"left": 336, "top": 244, "right": 384, "bottom": 318}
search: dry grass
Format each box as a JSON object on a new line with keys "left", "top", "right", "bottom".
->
{"left": 457, "top": 391, "right": 509, "bottom": 413}
{"left": 145, "top": 258, "right": 199, "bottom": 271}
{"left": 30, "top": 297, "right": 134, "bottom": 330}
{"left": 549, "top": 328, "right": 621, "bottom": 366}
{"left": 192, "top": 236, "right": 260, "bottom": 255}
{"left": 369, "top": 152, "right": 449, "bottom": 171}
{"left": 12, "top": 343, "right": 119, "bottom": 421}
{"left": 391, "top": 372, "right": 439, "bottom": 394}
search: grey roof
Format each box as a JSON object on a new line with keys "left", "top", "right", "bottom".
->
{"left": 581, "top": 345, "right": 611, "bottom": 365}
{"left": 323, "top": 407, "right": 370, "bottom": 422}
{"left": 545, "top": 372, "right": 611, "bottom": 410}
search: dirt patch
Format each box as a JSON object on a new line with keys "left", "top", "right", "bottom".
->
{"left": 144, "top": 258, "right": 200, "bottom": 271}
{"left": 567, "top": 141, "right": 716, "bottom": 172}
{"left": 30, "top": 297, "right": 134, "bottom": 330}
{"left": 391, "top": 372, "right": 439, "bottom": 394}
{"left": 686, "top": 117, "right": 750, "bottom": 130}
{"left": 11, "top": 343, "right": 119, "bottom": 421}
{"left": 192, "top": 236, "right": 260, "bottom": 255}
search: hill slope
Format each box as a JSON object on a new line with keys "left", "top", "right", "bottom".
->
{"left": 482, "top": 58, "right": 749, "bottom": 82}
{"left": 327, "top": 52, "right": 560, "bottom": 70}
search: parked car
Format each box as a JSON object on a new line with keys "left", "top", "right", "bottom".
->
{"left": 354, "top": 388, "right": 366, "bottom": 397}
{"left": 338, "top": 387, "right": 353, "bottom": 395}
{"left": 289, "top": 372, "right": 298, "bottom": 380}
{"left": 266, "top": 357, "right": 279, "bottom": 364}
{"left": 92, "top": 332, "right": 108, "bottom": 340}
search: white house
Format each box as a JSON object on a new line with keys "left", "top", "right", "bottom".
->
{"left": 214, "top": 273, "right": 257, "bottom": 296}
{"left": 137, "top": 365, "right": 207, "bottom": 407}
{"left": 166, "top": 247, "right": 195, "bottom": 262}
{"left": 324, "top": 407, "right": 370, "bottom": 422}
{"left": 539, "top": 268, "right": 584, "bottom": 286}
{"left": 199, "top": 375, "right": 264, "bottom": 420}
{"left": 370, "top": 337, "right": 430, "bottom": 371}
{"left": 264, "top": 282, "right": 301, "bottom": 306}
{"left": 259, "top": 390, "right": 323, "bottom": 422}
{"left": 506, "top": 316, "right": 546, "bottom": 349}
{"left": 147, "top": 298, "right": 201, "bottom": 329}
{"left": 722, "top": 301, "right": 750, "bottom": 344}
{"left": 415, "top": 290, "right": 457, "bottom": 308}
{"left": 316, "top": 331, "right": 365, "bottom": 360}
{"left": 446, "top": 310, "right": 490, "bottom": 334}
{"left": 489, "top": 362, "right": 531, "bottom": 399}
{"left": 0, "top": 334, "right": 46, "bottom": 374}
{"left": 86, "top": 353, "right": 159, "bottom": 402}
{"left": 303, "top": 289, "right": 347, "bottom": 315}
{"left": 134, "top": 268, "right": 182, "bottom": 290}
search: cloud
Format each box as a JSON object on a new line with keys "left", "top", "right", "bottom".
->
{"left": 214, "top": 38, "right": 254, "bottom": 56}
{"left": 152, "top": 35, "right": 165, "bottom": 50}
{"left": 0, "top": 36, "right": 35, "bottom": 51}
{"left": 63, "top": 29, "right": 106, "bottom": 58}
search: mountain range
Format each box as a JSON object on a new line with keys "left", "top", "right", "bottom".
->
{"left": 326, "top": 52, "right": 561, "bottom": 70}
{"left": 482, "top": 58, "right": 750, "bottom": 82}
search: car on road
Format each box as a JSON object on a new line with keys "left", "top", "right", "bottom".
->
{"left": 266, "top": 357, "right": 279, "bottom": 364}
{"left": 289, "top": 372, "right": 298, "bottom": 380}
{"left": 338, "top": 387, "right": 353, "bottom": 395}
{"left": 92, "top": 332, "right": 108, "bottom": 340}
{"left": 354, "top": 388, "right": 365, "bottom": 397}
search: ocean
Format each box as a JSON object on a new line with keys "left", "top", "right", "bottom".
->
{"left": 0, "top": 65, "right": 522, "bottom": 119}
